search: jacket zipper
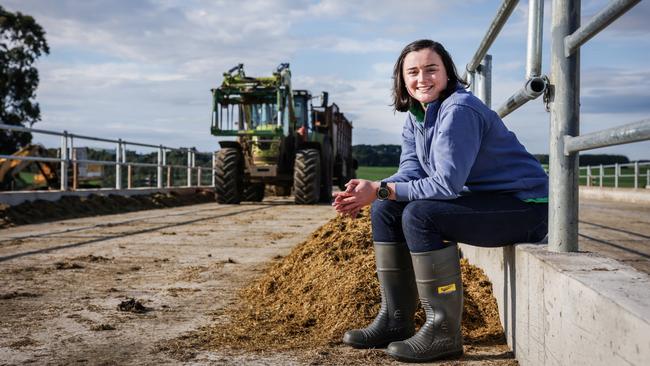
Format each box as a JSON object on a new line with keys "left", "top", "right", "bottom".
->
{"left": 422, "top": 104, "right": 430, "bottom": 165}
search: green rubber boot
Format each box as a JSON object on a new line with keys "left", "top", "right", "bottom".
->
{"left": 343, "top": 242, "right": 418, "bottom": 349}
{"left": 386, "top": 244, "right": 464, "bottom": 362}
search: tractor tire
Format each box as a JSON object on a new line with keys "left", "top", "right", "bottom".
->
{"left": 215, "top": 148, "right": 243, "bottom": 204}
{"left": 293, "top": 149, "right": 321, "bottom": 205}
{"left": 243, "top": 183, "right": 265, "bottom": 202}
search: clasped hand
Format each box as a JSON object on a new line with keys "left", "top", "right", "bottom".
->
{"left": 331, "top": 179, "right": 379, "bottom": 218}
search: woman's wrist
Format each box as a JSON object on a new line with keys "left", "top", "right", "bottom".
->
{"left": 387, "top": 183, "right": 397, "bottom": 200}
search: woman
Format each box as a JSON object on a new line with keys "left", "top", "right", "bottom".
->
{"left": 332, "top": 39, "right": 548, "bottom": 363}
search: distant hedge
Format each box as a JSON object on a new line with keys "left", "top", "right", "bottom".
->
{"left": 353, "top": 145, "right": 629, "bottom": 167}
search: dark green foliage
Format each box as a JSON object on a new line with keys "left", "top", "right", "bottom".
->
{"left": 354, "top": 146, "right": 629, "bottom": 169}
{"left": 352, "top": 144, "right": 401, "bottom": 167}
{"left": 0, "top": 6, "right": 49, "bottom": 154}
{"left": 578, "top": 154, "right": 629, "bottom": 166}
{"left": 533, "top": 154, "right": 629, "bottom": 166}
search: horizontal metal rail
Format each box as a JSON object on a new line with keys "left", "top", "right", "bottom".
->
{"left": 465, "top": 0, "right": 519, "bottom": 76}
{"left": 0, "top": 155, "right": 213, "bottom": 171}
{"left": 0, "top": 124, "right": 189, "bottom": 153}
{"left": 497, "top": 76, "right": 547, "bottom": 118}
{"left": 579, "top": 161, "right": 650, "bottom": 189}
{"left": 0, "top": 154, "right": 61, "bottom": 163}
{"left": 0, "top": 123, "right": 217, "bottom": 191}
{"left": 579, "top": 161, "right": 650, "bottom": 170}
{"left": 564, "top": 0, "right": 641, "bottom": 57}
{"left": 564, "top": 118, "right": 650, "bottom": 154}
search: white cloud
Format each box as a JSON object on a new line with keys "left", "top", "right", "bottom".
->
{"left": 2, "top": 0, "right": 647, "bottom": 160}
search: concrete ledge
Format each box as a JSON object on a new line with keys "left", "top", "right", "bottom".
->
{"left": 460, "top": 243, "right": 650, "bottom": 366}
{"left": 0, "top": 187, "right": 210, "bottom": 206}
{"left": 580, "top": 186, "right": 650, "bottom": 205}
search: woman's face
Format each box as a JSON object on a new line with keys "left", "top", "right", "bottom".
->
{"left": 402, "top": 48, "right": 448, "bottom": 104}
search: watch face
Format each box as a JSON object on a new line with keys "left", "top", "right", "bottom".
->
{"left": 377, "top": 187, "right": 390, "bottom": 200}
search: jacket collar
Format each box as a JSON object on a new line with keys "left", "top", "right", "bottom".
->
{"left": 408, "top": 83, "right": 463, "bottom": 123}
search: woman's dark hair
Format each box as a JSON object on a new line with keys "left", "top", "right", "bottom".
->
{"left": 392, "top": 39, "right": 467, "bottom": 112}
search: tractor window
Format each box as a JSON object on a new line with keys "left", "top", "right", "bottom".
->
{"left": 246, "top": 103, "right": 278, "bottom": 130}
{"left": 294, "top": 98, "right": 308, "bottom": 128}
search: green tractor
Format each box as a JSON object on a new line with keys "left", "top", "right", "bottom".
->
{"left": 210, "top": 63, "right": 356, "bottom": 204}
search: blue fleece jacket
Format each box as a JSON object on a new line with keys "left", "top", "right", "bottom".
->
{"left": 385, "top": 86, "right": 548, "bottom": 201}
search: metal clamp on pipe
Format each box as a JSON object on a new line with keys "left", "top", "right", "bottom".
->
{"left": 496, "top": 76, "right": 547, "bottom": 118}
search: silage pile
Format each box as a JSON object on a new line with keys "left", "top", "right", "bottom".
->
{"left": 200, "top": 207, "right": 505, "bottom": 351}
{"left": 0, "top": 189, "right": 215, "bottom": 228}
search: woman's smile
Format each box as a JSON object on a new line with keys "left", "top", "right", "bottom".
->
{"left": 402, "top": 48, "right": 448, "bottom": 104}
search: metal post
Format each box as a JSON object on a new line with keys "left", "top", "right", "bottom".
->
{"left": 187, "top": 149, "right": 192, "bottom": 187}
{"left": 477, "top": 55, "right": 492, "bottom": 108}
{"left": 197, "top": 167, "right": 202, "bottom": 187}
{"left": 167, "top": 166, "right": 172, "bottom": 188}
{"left": 548, "top": 0, "right": 580, "bottom": 252}
{"left": 526, "top": 0, "right": 544, "bottom": 78}
{"left": 615, "top": 163, "right": 619, "bottom": 188}
{"left": 646, "top": 168, "right": 650, "bottom": 189}
{"left": 634, "top": 161, "right": 639, "bottom": 189}
{"left": 586, "top": 166, "right": 591, "bottom": 187}
{"left": 127, "top": 164, "right": 132, "bottom": 189}
{"left": 71, "top": 137, "right": 77, "bottom": 190}
{"left": 60, "top": 132, "right": 69, "bottom": 191}
{"left": 115, "top": 139, "right": 122, "bottom": 189}
{"left": 212, "top": 152, "right": 217, "bottom": 188}
{"left": 192, "top": 149, "right": 197, "bottom": 186}
{"left": 157, "top": 146, "right": 163, "bottom": 189}
{"left": 599, "top": 164, "right": 604, "bottom": 187}
{"left": 467, "top": 71, "right": 475, "bottom": 94}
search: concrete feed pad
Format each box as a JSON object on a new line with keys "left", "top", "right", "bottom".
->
{"left": 0, "top": 199, "right": 518, "bottom": 365}
{"left": 0, "top": 200, "right": 335, "bottom": 365}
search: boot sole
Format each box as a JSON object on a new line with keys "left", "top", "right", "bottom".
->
{"left": 343, "top": 334, "right": 415, "bottom": 349}
{"left": 385, "top": 348, "right": 463, "bottom": 363}
{"left": 343, "top": 340, "right": 390, "bottom": 349}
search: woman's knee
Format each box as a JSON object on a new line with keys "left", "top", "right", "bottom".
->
{"left": 401, "top": 201, "right": 447, "bottom": 252}
{"left": 371, "top": 200, "right": 407, "bottom": 242}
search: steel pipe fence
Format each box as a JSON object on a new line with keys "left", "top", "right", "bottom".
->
{"left": 464, "top": 0, "right": 647, "bottom": 252}
{"left": 580, "top": 161, "right": 650, "bottom": 189}
{"left": 0, "top": 123, "right": 217, "bottom": 191}
{"left": 548, "top": 0, "right": 646, "bottom": 252}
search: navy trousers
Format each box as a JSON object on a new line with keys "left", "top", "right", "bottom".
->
{"left": 371, "top": 193, "right": 548, "bottom": 252}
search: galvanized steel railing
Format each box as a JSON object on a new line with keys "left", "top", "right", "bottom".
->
{"left": 464, "top": 0, "right": 648, "bottom": 252}
{"left": 581, "top": 161, "right": 650, "bottom": 189}
{"left": 0, "top": 123, "right": 216, "bottom": 191}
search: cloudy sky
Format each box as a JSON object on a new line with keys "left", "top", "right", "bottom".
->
{"left": 4, "top": 0, "right": 649, "bottom": 159}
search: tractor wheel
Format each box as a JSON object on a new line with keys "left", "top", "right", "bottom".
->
{"left": 215, "top": 148, "right": 243, "bottom": 204}
{"left": 293, "top": 149, "right": 321, "bottom": 204}
{"left": 243, "top": 183, "right": 265, "bottom": 202}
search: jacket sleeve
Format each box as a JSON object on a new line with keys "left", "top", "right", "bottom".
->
{"left": 383, "top": 114, "right": 427, "bottom": 183}
{"left": 394, "top": 105, "right": 483, "bottom": 201}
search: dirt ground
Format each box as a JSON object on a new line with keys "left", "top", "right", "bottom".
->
{"left": 0, "top": 196, "right": 515, "bottom": 365}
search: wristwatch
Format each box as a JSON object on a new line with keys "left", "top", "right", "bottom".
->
{"left": 376, "top": 181, "right": 391, "bottom": 201}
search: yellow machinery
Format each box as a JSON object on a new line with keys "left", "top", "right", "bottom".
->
{"left": 0, "top": 144, "right": 59, "bottom": 190}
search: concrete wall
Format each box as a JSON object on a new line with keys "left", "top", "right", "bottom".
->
{"left": 580, "top": 186, "right": 650, "bottom": 205}
{"left": 0, "top": 187, "right": 207, "bottom": 206}
{"left": 460, "top": 243, "right": 650, "bottom": 366}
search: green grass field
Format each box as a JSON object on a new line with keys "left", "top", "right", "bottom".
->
{"left": 356, "top": 166, "right": 398, "bottom": 181}
{"left": 356, "top": 165, "right": 649, "bottom": 188}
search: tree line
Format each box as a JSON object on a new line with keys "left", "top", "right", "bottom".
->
{"left": 353, "top": 144, "right": 631, "bottom": 167}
